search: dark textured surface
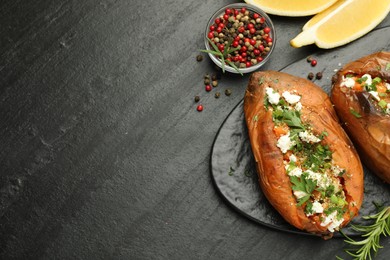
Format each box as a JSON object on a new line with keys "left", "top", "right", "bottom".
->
{"left": 0, "top": 0, "right": 389, "bottom": 259}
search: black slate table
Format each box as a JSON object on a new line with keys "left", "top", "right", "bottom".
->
{"left": 1, "top": 0, "right": 389, "bottom": 259}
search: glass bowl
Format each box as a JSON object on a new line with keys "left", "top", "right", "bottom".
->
{"left": 204, "top": 3, "right": 276, "bottom": 74}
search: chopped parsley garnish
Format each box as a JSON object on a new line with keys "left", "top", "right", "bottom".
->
{"left": 303, "top": 144, "right": 332, "bottom": 172}
{"left": 273, "top": 109, "right": 305, "bottom": 130}
{"left": 259, "top": 77, "right": 265, "bottom": 85}
{"left": 386, "top": 63, "right": 390, "bottom": 71}
{"left": 350, "top": 108, "right": 362, "bottom": 118}
{"left": 378, "top": 100, "right": 387, "bottom": 109}
{"left": 356, "top": 76, "right": 368, "bottom": 84}
{"left": 290, "top": 173, "right": 316, "bottom": 206}
{"left": 228, "top": 166, "right": 235, "bottom": 176}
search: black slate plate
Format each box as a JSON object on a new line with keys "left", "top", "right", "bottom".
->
{"left": 210, "top": 27, "right": 390, "bottom": 237}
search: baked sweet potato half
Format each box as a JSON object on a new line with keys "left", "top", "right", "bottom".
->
{"left": 244, "top": 71, "right": 363, "bottom": 238}
{"left": 330, "top": 51, "right": 390, "bottom": 183}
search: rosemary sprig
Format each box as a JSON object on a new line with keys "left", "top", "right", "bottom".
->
{"left": 200, "top": 38, "right": 243, "bottom": 76}
{"left": 340, "top": 206, "right": 390, "bottom": 260}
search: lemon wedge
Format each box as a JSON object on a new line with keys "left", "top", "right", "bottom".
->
{"left": 291, "top": 0, "right": 390, "bottom": 49}
{"left": 244, "top": 0, "right": 338, "bottom": 17}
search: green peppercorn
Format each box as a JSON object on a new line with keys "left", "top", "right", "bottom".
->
{"left": 225, "top": 89, "right": 232, "bottom": 96}
{"left": 215, "top": 92, "right": 221, "bottom": 98}
{"left": 204, "top": 78, "right": 210, "bottom": 85}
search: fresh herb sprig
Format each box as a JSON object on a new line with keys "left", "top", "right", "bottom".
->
{"left": 201, "top": 38, "right": 243, "bottom": 76}
{"left": 340, "top": 206, "right": 390, "bottom": 260}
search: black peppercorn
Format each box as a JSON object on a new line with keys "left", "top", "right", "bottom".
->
{"left": 215, "top": 92, "right": 221, "bottom": 98}
{"left": 307, "top": 56, "right": 313, "bottom": 63}
{"left": 204, "top": 78, "right": 210, "bottom": 85}
{"left": 316, "top": 72, "right": 323, "bottom": 80}
{"left": 214, "top": 72, "right": 222, "bottom": 80}
{"left": 194, "top": 96, "right": 200, "bottom": 102}
{"left": 225, "top": 89, "right": 232, "bottom": 96}
{"left": 196, "top": 55, "right": 203, "bottom": 62}
{"left": 308, "top": 72, "right": 314, "bottom": 80}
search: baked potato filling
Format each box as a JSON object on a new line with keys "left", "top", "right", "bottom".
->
{"left": 340, "top": 73, "right": 390, "bottom": 114}
{"left": 265, "top": 87, "right": 350, "bottom": 232}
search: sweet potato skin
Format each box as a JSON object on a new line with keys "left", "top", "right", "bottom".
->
{"left": 244, "top": 71, "right": 363, "bottom": 236}
{"left": 330, "top": 51, "right": 390, "bottom": 183}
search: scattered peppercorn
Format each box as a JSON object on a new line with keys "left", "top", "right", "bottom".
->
{"left": 225, "top": 89, "right": 232, "bottom": 96}
{"left": 311, "top": 59, "right": 317, "bottom": 67}
{"left": 196, "top": 55, "right": 203, "bottom": 62}
{"left": 215, "top": 92, "right": 221, "bottom": 98}
{"left": 197, "top": 104, "right": 204, "bottom": 112}
{"left": 316, "top": 72, "right": 323, "bottom": 80}
{"left": 205, "top": 85, "right": 212, "bottom": 92}
{"left": 212, "top": 80, "right": 218, "bottom": 87}
{"left": 204, "top": 74, "right": 210, "bottom": 79}
{"left": 204, "top": 78, "right": 210, "bottom": 85}
{"left": 307, "top": 56, "right": 313, "bottom": 63}
{"left": 307, "top": 72, "right": 314, "bottom": 80}
{"left": 194, "top": 96, "right": 200, "bottom": 102}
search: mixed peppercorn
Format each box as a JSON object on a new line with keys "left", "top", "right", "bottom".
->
{"left": 194, "top": 70, "right": 232, "bottom": 112}
{"left": 207, "top": 7, "right": 273, "bottom": 69}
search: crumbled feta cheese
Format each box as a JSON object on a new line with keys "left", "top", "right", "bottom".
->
{"left": 288, "top": 166, "right": 303, "bottom": 177}
{"left": 321, "top": 211, "right": 344, "bottom": 232}
{"left": 293, "top": 190, "right": 307, "bottom": 199}
{"left": 306, "top": 170, "right": 331, "bottom": 189}
{"left": 312, "top": 201, "right": 324, "bottom": 214}
{"left": 282, "top": 91, "right": 301, "bottom": 105}
{"left": 369, "top": 91, "right": 380, "bottom": 101}
{"left": 331, "top": 165, "right": 344, "bottom": 177}
{"left": 362, "top": 74, "right": 372, "bottom": 86}
{"left": 277, "top": 132, "right": 295, "bottom": 153}
{"left": 295, "top": 102, "right": 302, "bottom": 111}
{"left": 266, "top": 87, "right": 280, "bottom": 105}
{"left": 386, "top": 104, "right": 390, "bottom": 114}
{"left": 299, "top": 131, "right": 321, "bottom": 143}
{"left": 386, "top": 83, "right": 390, "bottom": 91}
{"left": 289, "top": 154, "right": 297, "bottom": 162}
{"left": 340, "top": 76, "right": 355, "bottom": 88}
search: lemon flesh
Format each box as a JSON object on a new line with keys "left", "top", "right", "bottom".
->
{"left": 245, "top": 0, "right": 338, "bottom": 17}
{"left": 291, "top": 0, "right": 390, "bottom": 49}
